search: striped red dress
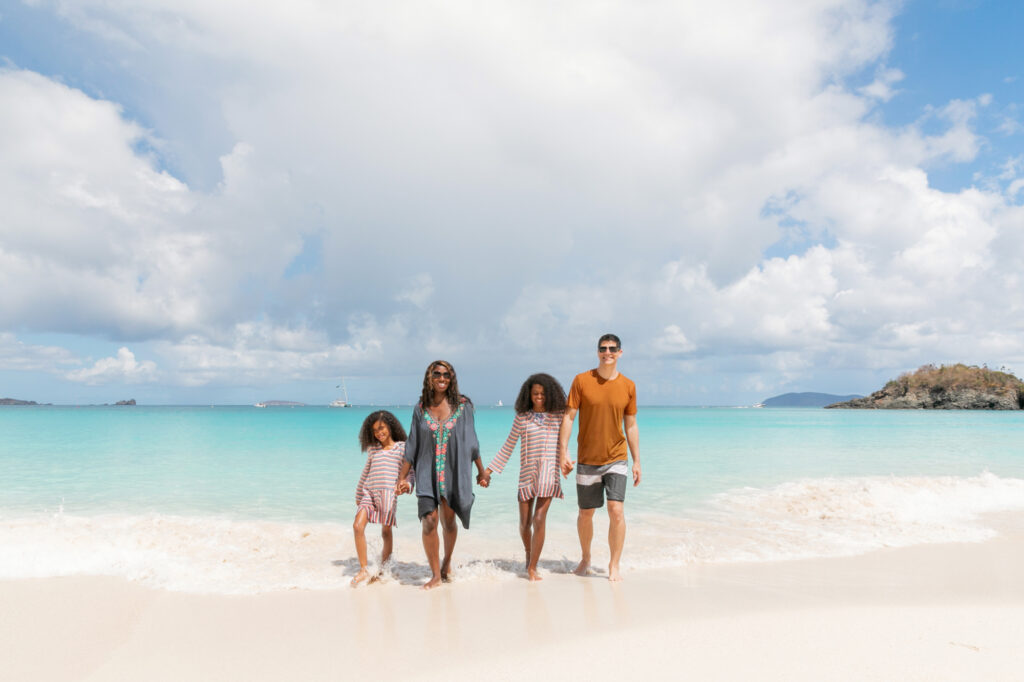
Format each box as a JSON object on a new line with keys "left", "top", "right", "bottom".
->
{"left": 355, "top": 441, "right": 411, "bottom": 526}
{"left": 488, "top": 411, "right": 564, "bottom": 502}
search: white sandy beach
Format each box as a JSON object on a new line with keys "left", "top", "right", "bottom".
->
{"left": 4, "top": 525, "right": 1024, "bottom": 682}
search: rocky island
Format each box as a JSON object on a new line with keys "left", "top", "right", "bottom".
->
{"left": 826, "top": 364, "right": 1024, "bottom": 410}
{"left": 0, "top": 397, "right": 40, "bottom": 405}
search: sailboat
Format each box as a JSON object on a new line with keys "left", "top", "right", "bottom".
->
{"left": 329, "top": 378, "right": 352, "bottom": 408}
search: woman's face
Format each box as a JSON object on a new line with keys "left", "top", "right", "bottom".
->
{"left": 372, "top": 419, "right": 393, "bottom": 447}
{"left": 531, "top": 383, "right": 546, "bottom": 412}
{"left": 430, "top": 364, "right": 452, "bottom": 394}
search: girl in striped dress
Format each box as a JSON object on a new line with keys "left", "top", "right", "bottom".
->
{"left": 482, "top": 373, "right": 567, "bottom": 581}
{"left": 352, "top": 410, "right": 412, "bottom": 586}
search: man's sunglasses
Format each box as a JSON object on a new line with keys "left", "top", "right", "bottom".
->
{"left": 598, "top": 345, "right": 620, "bottom": 353}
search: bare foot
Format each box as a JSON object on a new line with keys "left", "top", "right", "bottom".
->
{"left": 573, "top": 559, "right": 591, "bottom": 576}
{"left": 350, "top": 568, "right": 369, "bottom": 587}
{"left": 527, "top": 567, "right": 543, "bottom": 581}
{"left": 422, "top": 575, "right": 443, "bottom": 590}
{"left": 368, "top": 570, "right": 384, "bottom": 585}
{"left": 608, "top": 564, "right": 623, "bottom": 582}
{"left": 441, "top": 557, "right": 454, "bottom": 582}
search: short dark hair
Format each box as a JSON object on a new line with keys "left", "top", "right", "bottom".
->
{"left": 598, "top": 333, "right": 621, "bottom": 348}
{"left": 513, "top": 373, "right": 567, "bottom": 414}
{"left": 359, "top": 410, "right": 408, "bottom": 450}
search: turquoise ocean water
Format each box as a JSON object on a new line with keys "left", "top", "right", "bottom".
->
{"left": 2, "top": 406, "right": 1024, "bottom": 592}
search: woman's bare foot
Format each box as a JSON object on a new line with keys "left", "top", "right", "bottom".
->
{"left": 422, "top": 575, "right": 443, "bottom": 590}
{"left": 573, "top": 559, "right": 591, "bottom": 576}
{"left": 350, "top": 568, "right": 370, "bottom": 586}
{"left": 608, "top": 564, "right": 623, "bottom": 582}
{"left": 527, "top": 567, "right": 543, "bottom": 581}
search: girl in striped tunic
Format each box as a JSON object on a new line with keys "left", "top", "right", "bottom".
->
{"left": 482, "top": 373, "right": 567, "bottom": 581}
{"left": 352, "top": 410, "right": 411, "bottom": 586}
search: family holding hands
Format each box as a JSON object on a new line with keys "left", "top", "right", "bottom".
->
{"left": 351, "top": 334, "right": 640, "bottom": 589}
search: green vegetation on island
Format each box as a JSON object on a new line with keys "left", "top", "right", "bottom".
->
{"left": 826, "top": 364, "right": 1024, "bottom": 410}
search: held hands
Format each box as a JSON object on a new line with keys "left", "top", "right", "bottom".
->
{"left": 395, "top": 480, "right": 412, "bottom": 496}
{"left": 559, "top": 455, "right": 575, "bottom": 478}
{"left": 476, "top": 468, "right": 492, "bottom": 488}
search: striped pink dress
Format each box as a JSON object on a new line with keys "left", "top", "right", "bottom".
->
{"left": 488, "top": 411, "right": 564, "bottom": 502}
{"left": 355, "top": 441, "right": 411, "bottom": 526}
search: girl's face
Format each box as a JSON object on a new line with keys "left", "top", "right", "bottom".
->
{"left": 430, "top": 364, "right": 451, "bottom": 394}
{"left": 372, "top": 419, "right": 393, "bottom": 447}
{"left": 531, "top": 383, "right": 546, "bottom": 412}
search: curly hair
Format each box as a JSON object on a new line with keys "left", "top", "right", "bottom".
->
{"left": 358, "top": 410, "right": 408, "bottom": 451}
{"left": 418, "top": 360, "right": 471, "bottom": 408}
{"left": 513, "top": 373, "right": 567, "bottom": 414}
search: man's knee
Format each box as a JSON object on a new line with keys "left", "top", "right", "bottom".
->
{"left": 421, "top": 512, "right": 439, "bottom": 534}
{"left": 607, "top": 501, "right": 625, "bottom": 524}
{"left": 578, "top": 508, "right": 596, "bottom": 521}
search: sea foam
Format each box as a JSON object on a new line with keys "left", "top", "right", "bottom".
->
{"left": 2, "top": 473, "right": 1023, "bottom": 593}
{"left": 623, "top": 471, "right": 1024, "bottom": 569}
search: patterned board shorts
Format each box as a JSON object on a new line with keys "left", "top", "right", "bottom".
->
{"left": 575, "top": 461, "right": 628, "bottom": 509}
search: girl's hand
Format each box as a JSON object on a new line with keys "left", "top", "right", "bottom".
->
{"left": 395, "top": 481, "right": 412, "bottom": 495}
{"left": 476, "top": 470, "right": 491, "bottom": 488}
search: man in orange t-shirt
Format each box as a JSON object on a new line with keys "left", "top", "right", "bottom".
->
{"left": 558, "top": 333, "right": 641, "bottom": 581}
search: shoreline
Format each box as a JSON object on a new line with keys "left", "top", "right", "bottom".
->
{"left": 5, "top": 532, "right": 1024, "bottom": 681}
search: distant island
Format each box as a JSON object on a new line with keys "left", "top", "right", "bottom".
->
{"left": 114, "top": 399, "right": 136, "bottom": 406}
{"left": 255, "top": 400, "right": 306, "bottom": 407}
{"left": 761, "top": 392, "right": 863, "bottom": 408}
{"left": 826, "top": 364, "right": 1024, "bottom": 410}
{"left": 0, "top": 397, "right": 40, "bottom": 406}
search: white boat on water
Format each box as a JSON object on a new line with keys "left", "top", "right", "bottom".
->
{"left": 329, "top": 378, "right": 352, "bottom": 408}
{"left": 254, "top": 402, "right": 267, "bottom": 408}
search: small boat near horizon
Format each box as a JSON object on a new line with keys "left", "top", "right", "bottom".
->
{"left": 329, "top": 378, "right": 353, "bottom": 408}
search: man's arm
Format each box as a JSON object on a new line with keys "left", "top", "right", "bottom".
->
{"left": 624, "top": 413, "right": 640, "bottom": 486}
{"left": 558, "top": 407, "right": 578, "bottom": 477}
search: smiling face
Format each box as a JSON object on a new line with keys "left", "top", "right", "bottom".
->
{"left": 372, "top": 419, "right": 394, "bottom": 448}
{"left": 430, "top": 363, "right": 452, "bottom": 394}
{"left": 597, "top": 340, "right": 622, "bottom": 366}
{"left": 530, "top": 383, "right": 546, "bottom": 412}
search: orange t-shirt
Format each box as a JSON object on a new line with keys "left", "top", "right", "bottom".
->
{"left": 567, "top": 369, "right": 637, "bottom": 466}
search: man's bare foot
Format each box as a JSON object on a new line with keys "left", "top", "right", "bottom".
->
{"left": 441, "top": 557, "right": 453, "bottom": 582}
{"left": 527, "top": 567, "right": 543, "bottom": 581}
{"left": 422, "top": 575, "right": 443, "bottom": 590}
{"left": 350, "top": 568, "right": 369, "bottom": 586}
{"left": 573, "top": 559, "right": 591, "bottom": 576}
{"left": 368, "top": 570, "right": 384, "bottom": 585}
{"left": 608, "top": 564, "right": 623, "bottom": 582}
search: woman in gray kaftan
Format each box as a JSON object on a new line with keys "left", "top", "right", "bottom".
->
{"left": 396, "top": 360, "right": 486, "bottom": 589}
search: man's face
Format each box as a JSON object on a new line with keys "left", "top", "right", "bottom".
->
{"left": 597, "top": 341, "right": 622, "bottom": 365}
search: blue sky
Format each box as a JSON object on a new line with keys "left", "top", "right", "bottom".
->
{"left": 1, "top": 0, "right": 1022, "bottom": 405}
